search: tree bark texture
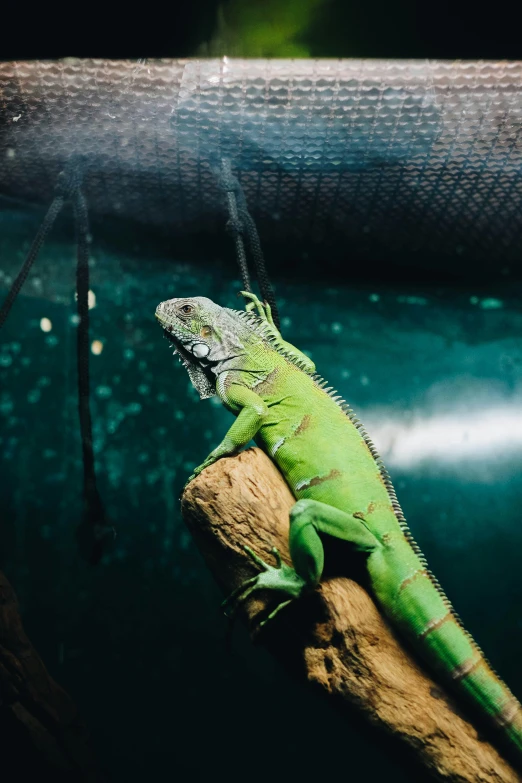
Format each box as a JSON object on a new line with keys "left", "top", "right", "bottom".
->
{"left": 181, "top": 447, "right": 521, "bottom": 783}
{"left": 0, "top": 570, "right": 100, "bottom": 781}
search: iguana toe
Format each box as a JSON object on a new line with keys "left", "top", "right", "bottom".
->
{"left": 221, "top": 545, "right": 306, "bottom": 625}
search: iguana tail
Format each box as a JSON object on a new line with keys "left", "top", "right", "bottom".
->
{"left": 389, "top": 558, "right": 522, "bottom": 762}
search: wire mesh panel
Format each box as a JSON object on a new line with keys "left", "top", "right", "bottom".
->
{"left": 1, "top": 58, "right": 522, "bottom": 269}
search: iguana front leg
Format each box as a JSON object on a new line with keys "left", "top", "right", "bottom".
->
{"left": 185, "top": 384, "right": 268, "bottom": 485}
{"left": 223, "top": 498, "right": 380, "bottom": 628}
{"left": 240, "top": 291, "right": 316, "bottom": 374}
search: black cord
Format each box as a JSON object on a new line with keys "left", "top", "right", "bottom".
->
{"left": 0, "top": 163, "right": 80, "bottom": 331}
{"left": 220, "top": 158, "right": 252, "bottom": 293}
{"left": 219, "top": 158, "right": 280, "bottom": 328}
{"left": 0, "top": 196, "right": 64, "bottom": 330}
{"left": 0, "top": 162, "right": 113, "bottom": 565}
{"left": 238, "top": 207, "right": 280, "bottom": 329}
{"left": 72, "top": 184, "right": 114, "bottom": 565}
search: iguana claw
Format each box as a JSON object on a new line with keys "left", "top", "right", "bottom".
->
{"left": 239, "top": 291, "right": 280, "bottom": 335}
{"left": 180, "top": 460, "right": 214, "bottom": 496}
{"left": 222, "top": 545, "right": 306, "bottom": 629}
{"left": 181, "top": 442, "right": 238, "bottom": 497}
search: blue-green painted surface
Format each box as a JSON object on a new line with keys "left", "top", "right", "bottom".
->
{"left": 0, "top": 204, "right": 521, "bottom": 781}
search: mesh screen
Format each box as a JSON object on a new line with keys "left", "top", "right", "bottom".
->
{"left": 1, "top": 58, "right": 522, "bottom": 269}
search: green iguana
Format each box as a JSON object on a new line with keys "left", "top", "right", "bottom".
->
{"left": 155, "top": 291, "right": 522, "bottom": 765}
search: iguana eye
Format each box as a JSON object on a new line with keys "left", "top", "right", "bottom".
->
{"left": 179, "top": 304, "right": 194, "bottom": 315}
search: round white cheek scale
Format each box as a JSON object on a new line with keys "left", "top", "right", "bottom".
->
{"left": 192, "top": 343, "right": 210, "bottom": 359}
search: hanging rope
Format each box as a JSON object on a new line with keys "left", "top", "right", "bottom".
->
{"left": 219, "top": 158, "right": 252, "bottom": 294}
{"left": 237, "top": 207, "right": 280, "bottom": 327}
{"left": 0, "top": 169, "right": 77, "bottom": 329}
{"left": 0, "top": 162, "right": 113, "bottom": 565}
{"left": 72, "top": 179, "right": 115, "bottom": 565}
{"left": 219, "top": 158, "right": 280, "bottom": 328}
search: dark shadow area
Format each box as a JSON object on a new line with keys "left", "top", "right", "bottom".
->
{"left": 2, "top": 0, "right": 521, "bottom": 61}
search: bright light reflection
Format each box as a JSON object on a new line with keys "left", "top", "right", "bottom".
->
{"left": 365, "top": 407, "right": 522, "bottom": 468}
{"left": 74, "top": 290, "right": 96, "bottom": 309}
{"left": 91, "top": 340, "right": 103, "bottom": 355}
{"left": 40, "top": 317, "right": 52, "bottom": 332}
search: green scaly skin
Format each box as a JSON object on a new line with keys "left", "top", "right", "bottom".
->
{"left": 155, "top": 292, "right": 522, "bottom": 765}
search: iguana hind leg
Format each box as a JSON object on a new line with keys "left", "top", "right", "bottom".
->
{"left": 222, "top": 498, "right": 380, "bottom": 627}
{"left": 289, "top": 498, "right": 379, "bottom": 580}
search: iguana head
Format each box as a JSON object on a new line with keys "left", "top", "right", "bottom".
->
{"left": 155, "top": 296, "right": 251, "bottom": 399}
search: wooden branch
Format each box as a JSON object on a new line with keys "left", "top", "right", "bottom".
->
{"left": 181, "top": 447, "right": 521, "bottom": 783}
{"left": 0, "top": 570, "right": 100, "bottom": 782}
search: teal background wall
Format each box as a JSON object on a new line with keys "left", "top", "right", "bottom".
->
{"left": 1, "top": 203, "right": 521, "bottom": 781}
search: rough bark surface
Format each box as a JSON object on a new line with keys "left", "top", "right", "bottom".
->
{"left": 181, "top": 447, "right": 521, "bottom": 783}
{"left": 0, "top": 570, "right": 100, "bottom": 781}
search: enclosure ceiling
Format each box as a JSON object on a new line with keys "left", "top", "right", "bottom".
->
{"left": 1, "top": 58, "right": 522, "bottom": 273}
